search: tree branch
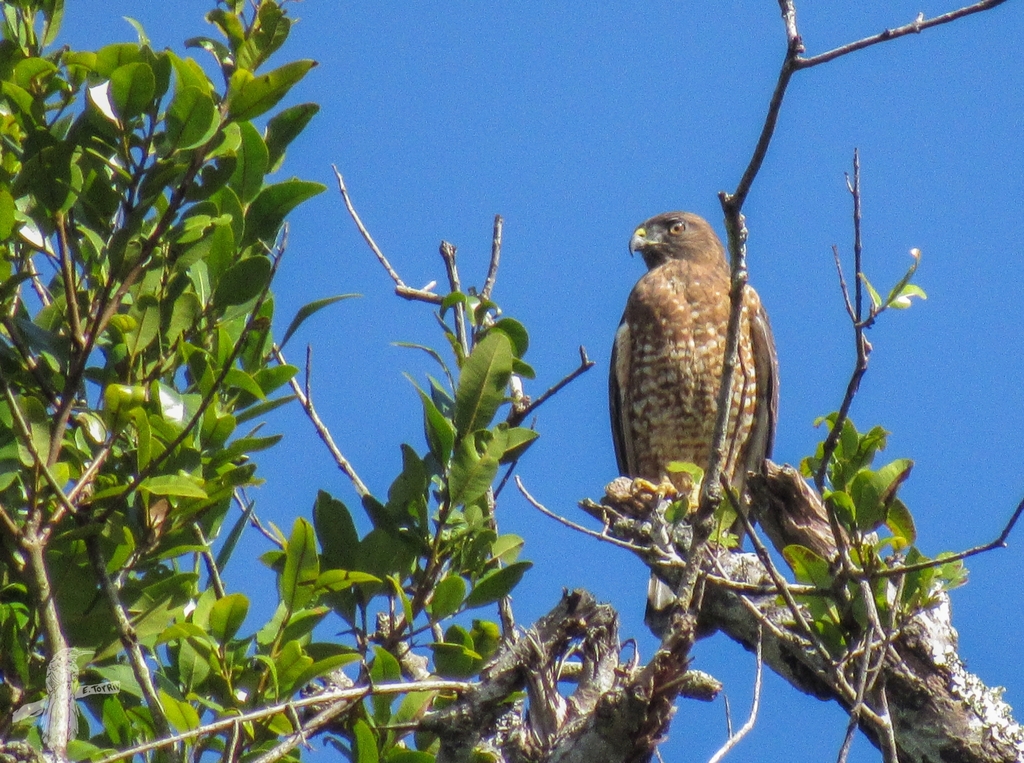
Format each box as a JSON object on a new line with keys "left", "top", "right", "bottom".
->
{"left": 797, "top": 1, "right": 1011, "bottom": 69}
{"left": 333, "top": 166, "right": 444, "bottom": 305}
{"left": 274, "top": 344, "right": 371, "bottom": 499}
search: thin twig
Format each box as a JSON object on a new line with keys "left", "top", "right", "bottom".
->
{"left": 797, "top": 0, "right": 1010, "bottom": 69}
{"left": 86, "top": 536, "right": 172, "bottom": 739}
{"left": 836, "top": 631, "right": 875, "bottom": 763}
{"left": 482, "top": 214, "right": 503, "bottom": 301}
{"left": 333, "top": 166, "right": 443, "bottom": 305}
{"left": 861, "top": 493, "right": 1024, "bottom": 579}
{"left": 707, "top": 625, "right": 763, "bottom": 763}
{"left": 813, "top": 151, "right": 867, "bottom": 570}
{"left": 2, "top": 381, "right": 78, "bottom": 529}
{"left": 54, "top": 213, "right": 84, "bottom": 349}
{"left": 250, "top": 696, "right": 354, "bottom": 763}
{"left": 729, "top": 481, "right": 835, "bottom": 667}
{"left": 517, "top": 477, "right": 648, "bottom": 553}
{"left": 439, "top": 241, "right": 470, "bottom": 355}
{"left": 194, "top": 524, "right": 226, "bottom": 599}
{"left": 92, "top": 679, "right": 471, "bottom": 763}
{"left": 832, "top": 245, "right": 856, "bottom": 322}
{"left": 876, "top": 683, "right": 900, "bottom": 763}
{"left": 274, "top": 345, "right": 371, "bottom": 499}
{"left": 507, "top": 345, "right": 595, "bottom": 426}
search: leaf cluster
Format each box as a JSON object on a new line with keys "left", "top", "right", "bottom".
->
{"left": 0, "top": 0, "right": 347, "bottom": 758}
{"left": 784, "top": 414, "right": 966, "bottom": 654}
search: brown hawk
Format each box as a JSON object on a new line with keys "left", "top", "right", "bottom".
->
{"left": 609, "top": 211, "right": 779, "bottom": 634}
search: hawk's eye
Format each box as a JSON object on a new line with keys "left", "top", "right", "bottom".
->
{"left": 668, "top": 221, "right": 686, "bottom": 235}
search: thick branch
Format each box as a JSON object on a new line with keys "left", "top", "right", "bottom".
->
{"left": 582, "top": 471, "right": 1024, "bottom": 763}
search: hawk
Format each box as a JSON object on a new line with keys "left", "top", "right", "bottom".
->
{"left": 609, "top": 211, "right": 778, "bottom": 634}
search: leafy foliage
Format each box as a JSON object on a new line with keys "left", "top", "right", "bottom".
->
{"left": 790, "top": 414, "right": 966, "bottom": 654}
{"left": 0, "top": 4, "right": 540, "bottom": 760}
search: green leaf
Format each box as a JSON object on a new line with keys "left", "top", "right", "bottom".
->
{"left": 888, "top": 283, "right": 927, "bottom": 309}
{"left": 465, "top": 561, "right": 532, "bottom": 608}
{"left": 140, "top": 474, "right": 207, "bottom": 499}
{"left": 883, "top": 248, "right": 923, "bottom": 309}
{"left": 209, "top": 593, "right": 249, "bottom": 644}
{"left": 448, "top": 429, "right": 506, "bottom": 508}
{"left": 275, "top": 639, "right": 313, "bottom": 694}
{"left": 126, "top": 295, "right": 161, "bottom": 357}
{"left": 490, "top": 318, "right": 529, "bottom": 357}
{"left": 848, "top": 458, "right": 913, "bottom": 532}
{"left": 212, "top": 255, "right": 272, "bottom": 310}
{"left": 109, "top": 62, "right": 156, "bottom": 119}
{"left": 280, "top": 294, "right": 360, "bottom": 349}
{"left": 291, "top": 652, "right": 361, "bottom": 690}
{"left": 498, "top": 426, "right": 538, "bottom": 464}
{"left": 42, "top": 0, "right": 65, "bottom": 47}
{"left": 885, "top": 498, "right": 916, "bottom": 549}
{"left": 859, "top": 273, "right": 883, "bottom": 313}
{"left": 353, "top": 718, "right": 380, "bottom": 763}
{"left": 0, "top": 186, "right": 15, "bottom": 239}
{"left": 95, "top": 43, "right": 143, "bottom": 76}
{"left": 430, "top": 624, "right": 482, "bottom": 678}
{"left": 491, "top": 534, "right": 524, "bottom": 564}
{"left": 237, "top": 1, "right": 291, "bottom": 71}
{"left": 429, "top": 575, "right": 466, "bottom": 621}
{"left": 242, "top": 179, "right": 326, "bottom": 246}
{"left": 429, "top": 640, "right": 481, "bottom": 679}
{"left": 782, "top": 545, "right": 833, "bottom": 588}
{"left": 207, "top": 8, "right": 245, "bottom": 49}
{"left": 229, "top": 121, "right": 269, "bottom": 203}
{"left": 281, "top": 517, "right": 319, "bottom": 612}
{"left": 164, "top": 86, "right": 217, "bottom": 151}
{"left": 228, "top": 59, "right": 318, "bottom": 121}
{"left": 412, "top": 382, "right": 456, "bottom": 465}
{"left": 265, "top": 102, "right": 319, "bottom": 172}
{"left": 313, "top": 490, "right": 359, "bottom": 570}
{"left": 314, "top": 569, "right": 381, "bottom": 593}
{"left": 371, "top": 646, "right": 401, "bottom": 723}
{"left": 454, "top": 331, "right": 512, "bottom": 438}
{"left": 224, "top": 368, "right": 265, "bottom": 400}
{"left": 824, "top": 488, "right": 856, "bottom": 528}
{"left": 394, "top": 342, "right": 455, "bottom": 391}
{"left": 253, "top": 364, "right": 299, "bottom": 396}
{"left": 159, "top": 690, "right": 200, "bottom": 732}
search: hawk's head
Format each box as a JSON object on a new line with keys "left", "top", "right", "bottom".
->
{"left": 629, "top": 211, "right": 725, "bottom": 271}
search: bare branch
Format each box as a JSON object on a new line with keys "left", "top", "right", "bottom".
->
{"left": 274, "top": 345, "right": 371, "bottom": 499}
{"left": 707, "top": 625, "right": 763, "bottom": 763}
{"left": 832, "top": 245, "right": 856, "bottom": 322}
{"left": 507, "top": 345, "right": 595, "bottom": 426}
{"left": 333, "top": 166, "right": 443, "bottom": 305}
{"left": 815, "top": 153, "right": 872, "bottom": 565}
{"left": 863, "top": 493, "right": 1024, "bottom": 580}
{"left": 482, "top": 214, "right": 503, "bottom": 301}
{"left": 517, "top": 476, "right": 647, "bottom": 554}
{"left": 86, "top": 536, "right": 172, "bottom": 739}
{"left": 91, "top": 679, "right": 471, "bottom": 763}
{"left": 439, "top": 240, "right": 470, "bottom": 354}
{"left": 797, "top": 1, "right": 1010, "bottom": 69}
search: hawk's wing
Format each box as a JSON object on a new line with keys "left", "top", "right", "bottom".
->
{"left": 608, "top": 317, "right": 632, "bottom": 476}
{"left": 750, "top": 292, "right": 779, "bottom": 464}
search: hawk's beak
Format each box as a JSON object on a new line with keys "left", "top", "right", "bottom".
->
{"left": 629, "top": 227, "right": 647, "bottom": 255}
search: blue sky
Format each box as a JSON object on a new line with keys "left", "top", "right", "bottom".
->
{"left": 64, "top": 2, "right": 1024, "bottom": 761}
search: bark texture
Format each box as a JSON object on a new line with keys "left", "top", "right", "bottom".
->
{"left": 423, "top": 465, "right": 1023, "bottom": 763}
